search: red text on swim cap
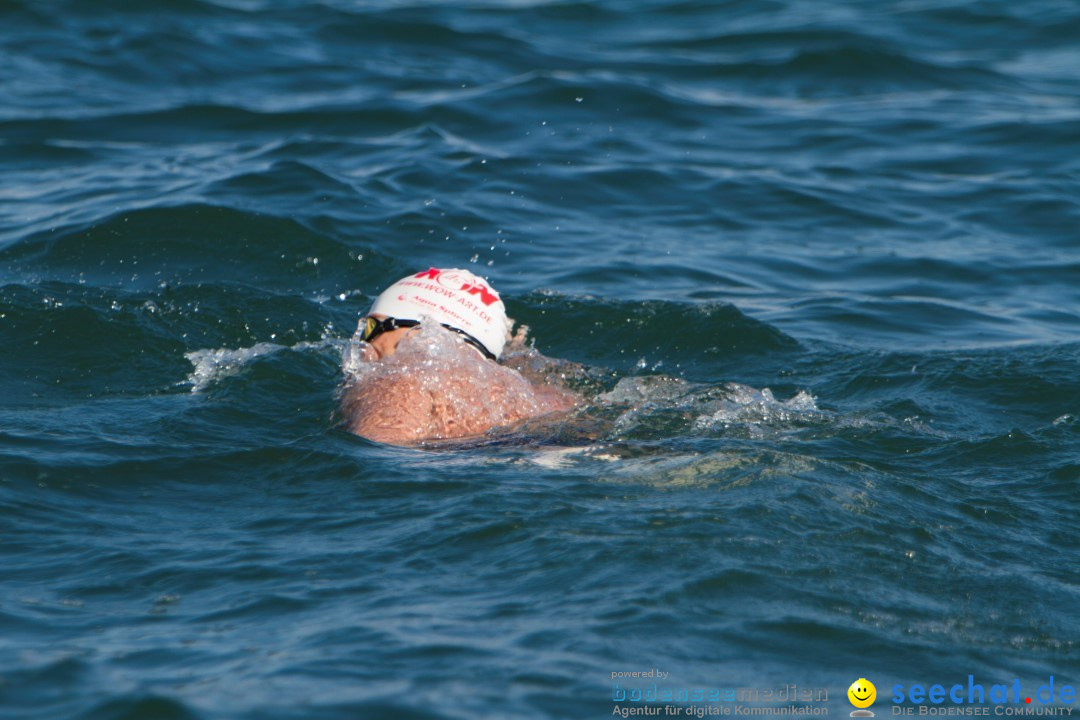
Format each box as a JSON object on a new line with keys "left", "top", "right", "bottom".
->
{"left": 459, "top": 281, "right": 498, "bottom": 306}
{"left": 414, "top": 268, "right": 500, "bottom": 307}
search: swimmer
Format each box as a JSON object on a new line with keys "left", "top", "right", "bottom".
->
{"left": 340, "top": 267, "right": 580, "bottom": 446}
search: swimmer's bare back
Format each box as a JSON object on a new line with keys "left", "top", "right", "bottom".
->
{"left": 341, "top": 358, "right": 578, "bottom": 446}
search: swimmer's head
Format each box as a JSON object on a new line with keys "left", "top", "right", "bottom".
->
{"left": 364, "top": 268, "right": 508, "bottom": 360}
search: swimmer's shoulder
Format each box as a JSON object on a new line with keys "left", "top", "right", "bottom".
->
{"left": 342, "top": 373, "right": 434, "bottom": 445}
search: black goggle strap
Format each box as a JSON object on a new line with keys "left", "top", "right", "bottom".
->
{"left": 359, "top": 316, "right": 497, "bottom": 362}
{"left": 442, "top": 325, "right": 498, "bottom": 362}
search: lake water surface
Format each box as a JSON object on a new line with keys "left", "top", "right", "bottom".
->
{"left": 1, "top": 0, "right": 1077, "bottom": 718}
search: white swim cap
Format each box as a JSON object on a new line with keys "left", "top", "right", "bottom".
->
{"left": 368, "top": 268, "right": 508, "bottom": 359}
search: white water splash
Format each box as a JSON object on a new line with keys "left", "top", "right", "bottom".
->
{"left": 184, "top": 339, "right": 342, "bottom": 393}
{"left": 598, "top": 375, "right": 690, "bottom": 405}
{"left": 692, "top": 383, "right": 823, "bottom": 431}
{"left": 596, "top": 376, "right": 824, "bottom": 437}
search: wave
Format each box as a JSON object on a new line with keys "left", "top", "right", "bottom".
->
{"left": 184, "top": 338, "right": 343, "bottom": 393}
{"left": 0, "top": 203, "right": 376, "bottom": 290}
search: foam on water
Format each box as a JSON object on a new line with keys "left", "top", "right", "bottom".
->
{"left": 593, "top": 375, "right": 826, "bottom": 439}
{"left": 2, "top": 0, "right": 1078, "bottom": 716}
{"left": 691, "top": 383, "right": 823, "bottom": 430}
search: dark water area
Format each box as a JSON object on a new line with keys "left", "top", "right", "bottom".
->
{"left": 1, "top": 0, "right": 1078, "bottom": 718}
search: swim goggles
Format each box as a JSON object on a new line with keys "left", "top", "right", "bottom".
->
{"left": 359, "top": 316, "right": 497, "bottom": 362}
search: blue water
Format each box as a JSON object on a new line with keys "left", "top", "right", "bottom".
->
{"left": 1, "top": 1, "right": 1078, "bottom": 718}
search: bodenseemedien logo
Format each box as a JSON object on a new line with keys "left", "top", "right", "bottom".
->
{"left": 849, "top": 678, "right": 877, "bottom": 717}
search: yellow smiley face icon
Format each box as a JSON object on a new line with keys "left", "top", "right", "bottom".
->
{"left": 848, "top": 679, "right": 876, "bottom": 708}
